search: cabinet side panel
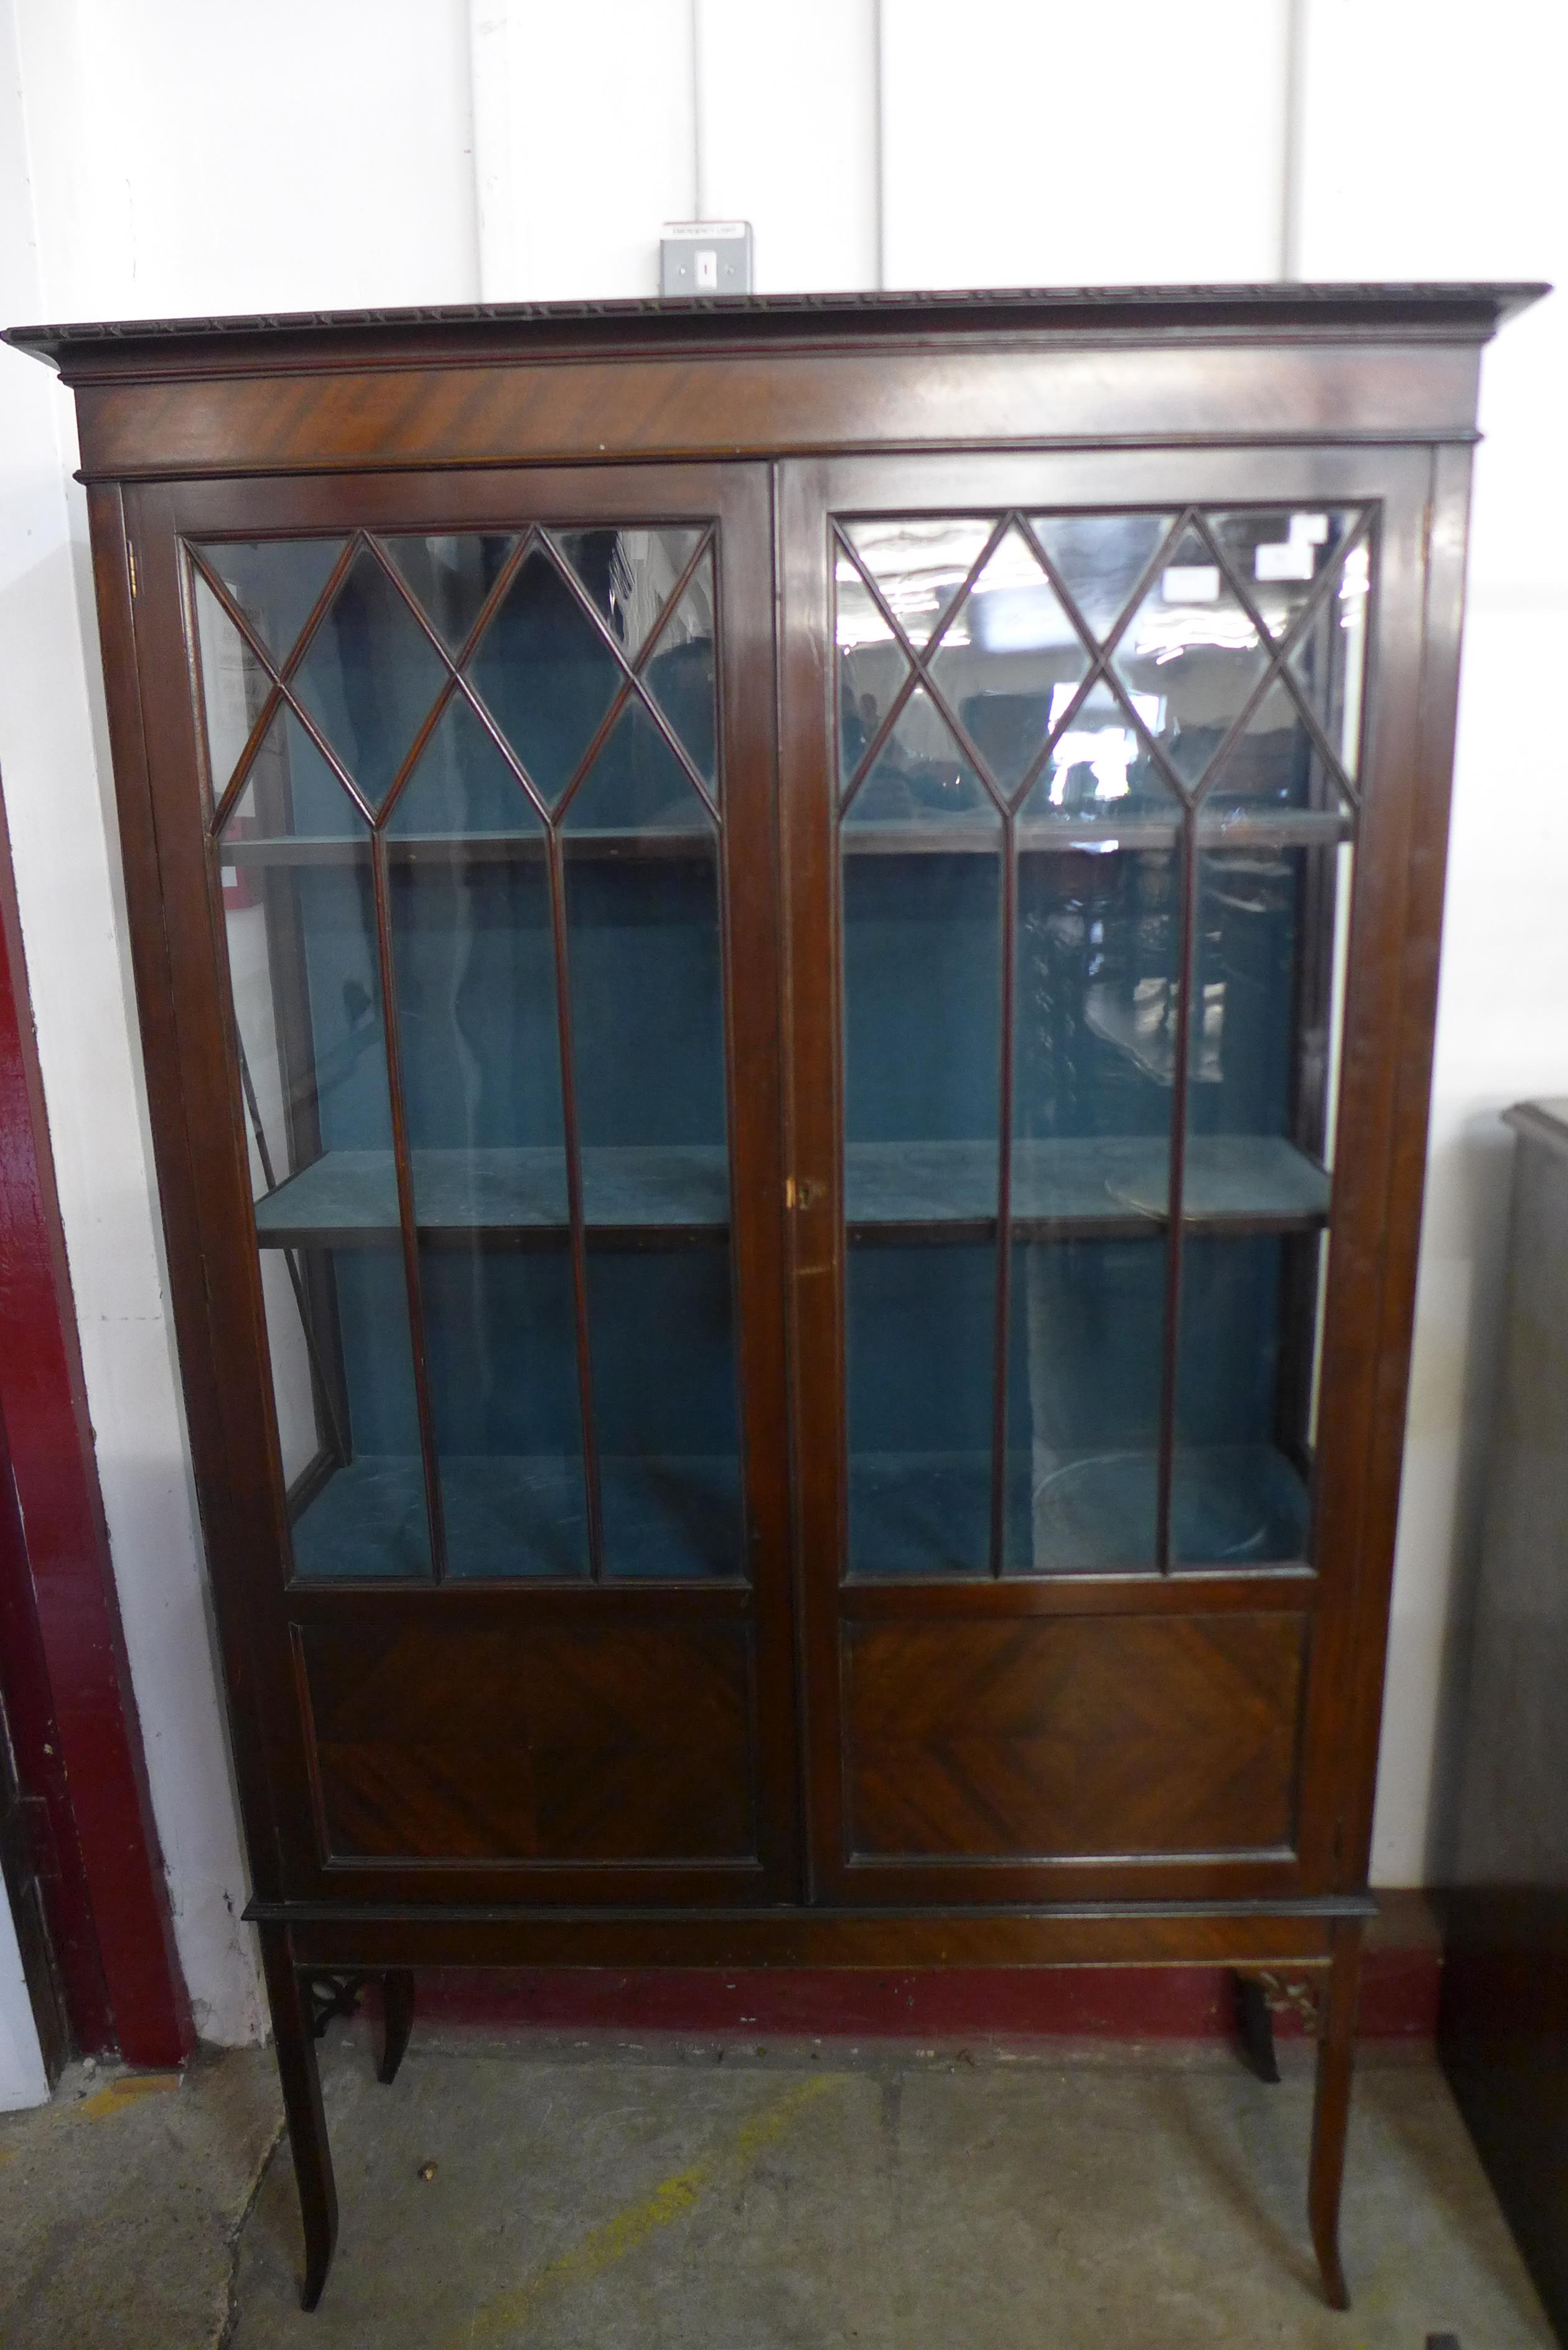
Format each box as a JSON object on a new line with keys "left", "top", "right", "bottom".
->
{"left": 297, "top": 1619, "right": 757, "bottom": 1863}
{"left": 844, "top": 1613, "right": 1305, "bottom": 1859}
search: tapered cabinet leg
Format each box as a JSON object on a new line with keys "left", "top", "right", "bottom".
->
{"left": 1232, "top": 1972, "right": 1281, "bottom": 2083}
{"left": 259, "top": 1924, "right": 338, "bottom": 2313}
{"left": 1308, "top": 1919, "right": 1364, "bottom": 2313}
{"left": 378, "top": 1970, "right": 414, "bottom": 2086}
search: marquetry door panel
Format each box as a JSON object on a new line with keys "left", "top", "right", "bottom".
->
{"left": 781, "top": 445, "right": 1430, "bottom": 1903}
{"left": 131, "top": 462, "right": 796, "bottom": 1904}
{"left": 843, "top": 1613, "right": 1306, "bottom": 1858}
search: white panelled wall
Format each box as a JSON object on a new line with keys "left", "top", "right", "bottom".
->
{"left": 0, "top": 1, "right": 1559, "bottom": 2087}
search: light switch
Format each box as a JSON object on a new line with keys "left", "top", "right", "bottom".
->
{"left": 660, "top": 221, "right": 754, "bottom": 296}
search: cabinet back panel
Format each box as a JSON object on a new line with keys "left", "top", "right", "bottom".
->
{"left": 843, "top": 1613, "right": 1304, "bottom": 1858}
{"left": 297, "top": 1620, "right": 756, "bottom": 1862}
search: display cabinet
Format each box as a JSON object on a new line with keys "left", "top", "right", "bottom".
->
{"left": 6, "top": 281, "right": 1540, "bottom": 2311}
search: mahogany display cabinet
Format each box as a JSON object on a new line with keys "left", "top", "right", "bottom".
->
{"left": 6, "top": 281, "right": 1541, "bottom": 2311}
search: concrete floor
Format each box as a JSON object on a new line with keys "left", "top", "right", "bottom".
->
{"left": 0, "top": 2023, "right": 1555, "bottom": 2349}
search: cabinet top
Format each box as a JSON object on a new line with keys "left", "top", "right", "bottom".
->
{"left": 4, "top": 281, "right": 1547, "bottom": 380}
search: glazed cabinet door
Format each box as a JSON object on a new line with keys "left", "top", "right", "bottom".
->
{"left": 121, "top": 464, "right": 796, "bottom": 1906}
{"left": 780, "top": 447, "right": 1435, "bottom": 1904}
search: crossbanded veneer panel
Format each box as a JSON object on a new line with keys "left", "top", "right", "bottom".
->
{"left": 844, "top": 1612, "right": 1305, "bottom": 1859}
{"left": 298, "top": 1619, "right": 755, "bottom": 1862}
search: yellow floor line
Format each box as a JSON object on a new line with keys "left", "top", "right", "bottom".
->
{"left": 78, "top": 2073, "right": 182, "bottom": 2121}
{"left": 462, "top": 2074, "right": 842, "bottom": 2343}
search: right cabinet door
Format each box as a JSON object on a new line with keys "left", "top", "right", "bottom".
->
{"left": 780, "top": 447, "right": 1434, "bottom": 1903}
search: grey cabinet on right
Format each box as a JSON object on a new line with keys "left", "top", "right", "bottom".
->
{"left": 1440, "top": 1097, "right": 1568, "bottom": 2343}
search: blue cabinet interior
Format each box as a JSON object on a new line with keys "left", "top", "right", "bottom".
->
{"left": 276, "top": 828, "right": 1314, "bottom": 1580}
{"left": 219, "top": 525, "right": 1329, "bottom": 1583}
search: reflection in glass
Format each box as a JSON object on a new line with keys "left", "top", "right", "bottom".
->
{"left": 197, "top": 517, "right": 739, "bottom": 1585}
{"left": 642, "top": 550, "right": 717, "bottom": 790}
{"left": 925, "top": 525, "right": 1091, "bottom": 797}
{"left": 1169, "top": 837, "right": 1352, "bottom": 1565}
{"left": 842, "top": 683, "right": 990, "bottom": 831}
{"left": 194, "top": 573, "right": 271, "bottom": 802}
{"left": 1014, "top": 680, "right": 1177, "bottom": 836}
{"left": 216, "top": 752, "right": 432, "bottom": 1581}
{"left": 386, "top": 693, "right": 538, "bottom": 839}
{"left": 291, "top": 546, "right": 448, "bottom": 809}
{"left": 1030, "top": 512, "right": 1174, "bottom": 644}
{"left": 1110, "top": 523, "right": 1272, "bottom": 790}
{"left": 467, "top": 546, "right": 622, "bottom": 805}
{"left": 1005, "top": 841, "right": 1179, "bottom": 1570}
{"left": 842, "top": 782, "right": 1002, "bottom": 1576}
{"left": 563, "top": 703, "right": 742, "bottom": 1579}
{"left": 1287, "top": 537, "right": 1370, "bottom": 787}
{"left": 198, "top": 539, "right": 345, "bottom": 670}
{"left": 1007, "top": 1239, "right": 1169, "bottom": 1568}
{"left": 832, "top": 502, "right": 1370, "bottom": 1584}
{"left": 1206, "top": 510, "right": 1361, "bottom": 645}
{"left": 842, "top": 518, "right": 993, "bottom": 647}
{"left": 388, "top": 781, "right": 589, "bottom": 1580}
{"left": 385, "top": 534, "right": 515, "bottom": 653}
{"left": 555, "top": 525, "right": 704, "bottom": 660}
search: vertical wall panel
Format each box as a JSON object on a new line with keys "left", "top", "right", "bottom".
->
{"left": 1295, "top": 0, "right": 1568, "bottom": 1884}
{"left": 880, "top": 0, "right": 1289, "bottom": 289}
{"left": 695, "top": 0, "right": 879, "bottom": 292}
{"left": 18, "top": 0, "right": 478, "bottom": 317}
{"left": 472, "top": 0, "right": 696, "bottom": 299}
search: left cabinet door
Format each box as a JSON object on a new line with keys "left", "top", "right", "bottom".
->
{"left": 115, "top": 464, "right": 797, "bottom": 1906}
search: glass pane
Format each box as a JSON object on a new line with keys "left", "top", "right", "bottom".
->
{"left": 841, "top": 763, "right": 1003, "bottom": 1577}
{"left": 385, "top": 533, "right": 517, "bottom": 653}
{"left": 219, "top": 708, "right": 362, "bottom": 848}
{"left": 194, "top": 573, "right": 271, "bottom": 803}
{"left": 387, "top": 778, "right": 589, "bottom": 1581}
{"left": 386, "top": 693, "right": 539, "bottom": 839}
{"left": 1008, "top": 1238, "right": 1168, "bottom": 1569}
{"left": 197, "top": 538, "right": 345, "bottom": 670}
{"left": 926, "top": 524, "right": 1091, "bottom": 800}
{"left": 1005, "top": 839, "right": 1180, "bottom": 1570}
{"left": 842, "top": 682, "right": 991, "bottom": 832}
{"left": 554, "top": 525, "right": 703, "bottom": 658}
{"left": 214, "top": 781, "right": 432, "bottom": 1583}
{"left": 291, "top": 546, "right": 449, "bottom": 810}
{"left": 563, "top": 713, "right": 742, "bottom": 1578}
{"left": 1170, "top": 836, "right": 1351, "bottom": 1566}
{"left": 1030, "top": 513, "right": 1175, "bottom": 645}
{"left": 565, "top": 696, "right": 710, "bottom": 838}
{"left": 1110, "top": 524, "right": 1271, "bottom": 792}
{"left": 1207, "top": 508, "right": 1362, "bottom": 645}
{"left": 641, "top": 550, "right": 717, "bottom": 790}
{"left": 1197, "top": 671, "right": 1322, "bottom": 826}
{"left": 1014, "top": 678, "right": 1179, "bottom": 840}
{"left": 1287, "top": 536, "right": 1371, "bottom": 785}
{"left": 842, "top": 517, "right": 993, "bottom": 648}
{"left": 838, "top": 591, "right": 911, "bottom": 798}
{"left": 467, "top": 545, "right": 624, "bottom": 805}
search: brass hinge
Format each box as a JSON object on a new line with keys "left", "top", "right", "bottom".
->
{"left": 127, "top": 544, "right": 139, "bottom": 599}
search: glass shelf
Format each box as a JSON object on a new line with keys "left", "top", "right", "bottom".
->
{"left": 842, "top": 808, "right": 1353, "bottom": 855}
{"left": 848, "top": 1443, "right": 1310, "bottom": 1578}
{"left": 252, "top": 1133, "right": 1330, "bottom": 1248}
{"left": 291, "top": 1451, "right": 743, "bottom": 1582}
{"left": 220, "top": 826, "right": 715, "bottom": 866}
{"left": 221, "top": 807, "right": 1353, "bottom": 868}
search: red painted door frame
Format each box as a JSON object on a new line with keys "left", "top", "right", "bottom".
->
{"left": 0, "top": 769, "right": 191, "bottom": 2067}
